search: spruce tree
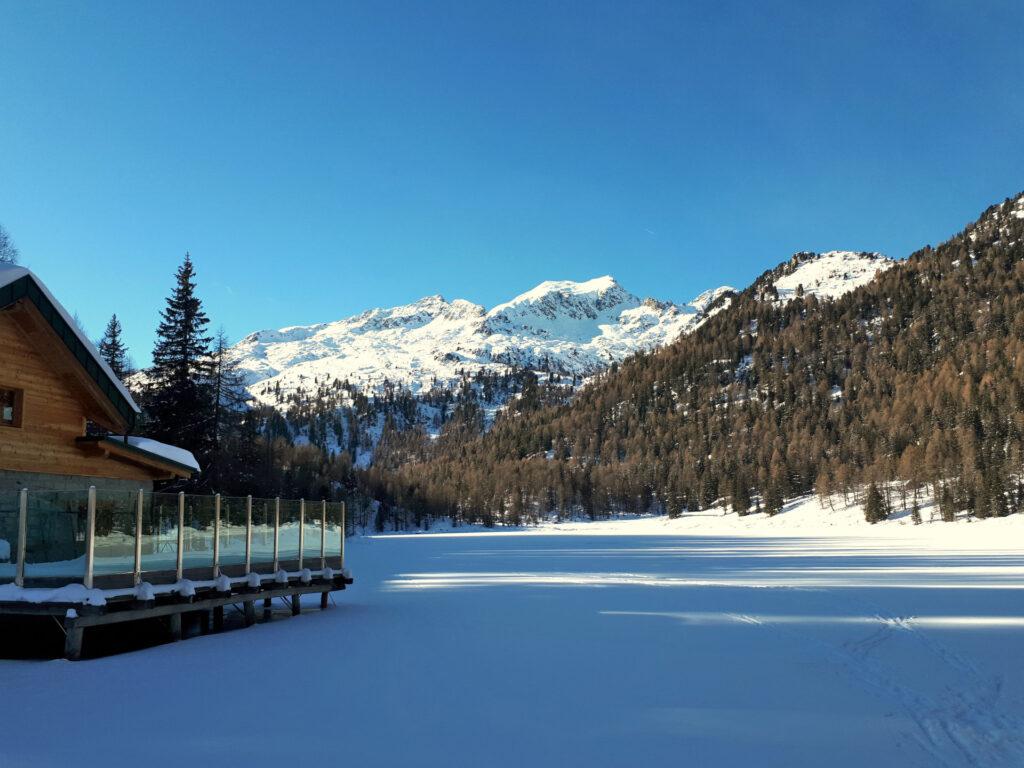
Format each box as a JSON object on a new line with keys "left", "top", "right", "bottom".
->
{"left": 98, "top": 314, "right": 130, "bottom": 380}
{"left": 146, "top": 253, "right": 213, "bottom": 470}
{"left": 910, "top": 500, "right": 922, "bottom": 525}
{"left": 864, "top": 483, "right": 886, "bottom": 524}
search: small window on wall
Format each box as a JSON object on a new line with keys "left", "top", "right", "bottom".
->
{"left": 1, "top": 387, "right": 23, "bottom": 427}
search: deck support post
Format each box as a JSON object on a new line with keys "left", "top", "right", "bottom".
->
{"left": 176, "top": 492, "right": 185, "bottom": 581}
{"left": 244, "top": 495, "right": 253, "bottom": 575}
{"left": 64, "top": 615, "right": 84, "bottom": 661}
{"left": 212, "top": 493, "right": 221, "bottom": 578}
{"left": 212, "top": 605, "right": 224, "bottom": 632}
{"left": 320, "top": 591, "right": 329, "bottom": 610}
{"left": 169, "top": 613, "right": 182, "bottom": 641}
{"left": 263, "top": 597, "right": 272, "bottom": 621}
{"left": 83, "top": 486, "right": 96, "bottom": 590}
{"left": 298, "top": 498, "right": 305, "bottom": 570}
{"left": 133, "top": 488, "right": 144, "bottom": 585}
{"left": 272, "top": 498, "right": 280, "bottom": 572}
{"left": 243, "top": 600, "right": 256, "bottom": 627}
{"left": 15, "top": 488, "right": 27, "bottom": 587}
{"left": 291, "top": 593, "right": 301, "bottom": 616}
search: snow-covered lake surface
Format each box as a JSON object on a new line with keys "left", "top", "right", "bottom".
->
{"left": 2, "top": 511, "right": 1023, "bottom": 767}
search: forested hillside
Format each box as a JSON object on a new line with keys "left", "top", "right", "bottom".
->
{"left": 363, "top": 193, "right": 1024, "bottom": 525}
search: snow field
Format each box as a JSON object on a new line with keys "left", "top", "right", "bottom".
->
{"left": 1, "top": 502, "right": 1021, "bottom": 767}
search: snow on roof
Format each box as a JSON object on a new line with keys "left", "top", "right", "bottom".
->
{"left": 0, "top": 263, "right": 140, "bottom": 414}
{"left": 120, "top": 436, "right": 200, "bottom": 472}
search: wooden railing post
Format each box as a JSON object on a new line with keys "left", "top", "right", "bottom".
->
{"left": 176, "top": 492, "right": 185, "bottom": 581}
{"left": 133, "top": 488, "right": 144, "bottom": 585}
{"left": 83, "top": 486, "right": 96, "bottom": 589}
{"left": 298, "top": 498, "right": 305, "bottom": 570}
{"left": 320, "top": 499, "right": 327, "bottom": 570}
{"left": 273, "top": 497, "right": 280, "bottom": 572}
{"left": 14, "top": 488, "right": 27, "bottom": 587}
{"left": 212, "top": 493, "right": 221, "bottom": 578}
{"left": 245, "top": 495, "right": 253, "bottom": 574}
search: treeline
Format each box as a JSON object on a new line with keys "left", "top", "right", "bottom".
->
{"left": 362, "top": 193, "right": 1024, "bottom": 525}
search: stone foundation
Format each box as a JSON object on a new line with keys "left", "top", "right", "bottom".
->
{"left": 0, "top": 470, "right": 153, "bottom": 494}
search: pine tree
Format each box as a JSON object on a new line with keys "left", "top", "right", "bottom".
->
{"left": 764, "top": 483, "right": 784, "bottom": 517}
{"left": 146, "top": 253, "right": 213, "bottom": 473}
{"left": 939, "top": 483, "right": 957, "bottom": 522}
{"left": 910, "top": 500, "right": 922, "bottom": 525}
{"left": 732, "top": 474, "right": 752, "bottom": 515}
{"left": 864, "top": 483, "right": 886, "bottom": 524}
{"left": 98, "top": 314, "right": 130, "bottom": 380}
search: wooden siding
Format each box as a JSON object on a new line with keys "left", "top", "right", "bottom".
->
{"left": 0, "top": 307, "right": 163, "bottom": 481}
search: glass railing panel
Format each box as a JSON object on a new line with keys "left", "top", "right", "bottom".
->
{"left": 139, "top": 493, "right": 181, "bottom": 575}
{"left": 23, "top": 490, "right": 88, "bottom": 582}
{"left": 249, "top": 498, "right": 276, "bottom": 569}
{"left": 92, "top": 490, "right": 138, "bottom": 576}
{"left": 0, "top": 491, "right": 20, "bottom": 583}
{"left": 218, "top": 496, "right": 248, "bottom": 567}
{"left": 277, "top": 499, "right": 302, "bottom": 564}
{"left": 325, "top": 502, "right": 344, "bottom": 567}
{"left": 181, "top": 495, "right": 216, "bottom": 573}
{"left": 302, "top": 501, "right": 325, "bottom": 565}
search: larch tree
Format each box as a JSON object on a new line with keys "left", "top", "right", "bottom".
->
{"left": 0, "top": 224, "right": 18, "bottom": 264}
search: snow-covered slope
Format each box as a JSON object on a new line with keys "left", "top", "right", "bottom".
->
{"left": 235, "top": 276, "right": 735, "bottom": 403}
{"left": 764, "top": 251, "right": 893, "bottom": 303}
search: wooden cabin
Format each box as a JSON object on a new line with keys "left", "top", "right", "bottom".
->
{"left": 0, "top": 264, "right": 198, "bottom": 493}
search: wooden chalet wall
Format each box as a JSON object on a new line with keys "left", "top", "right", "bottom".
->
{"left": 0, "top": 306, "right": 163, "bottom": 483}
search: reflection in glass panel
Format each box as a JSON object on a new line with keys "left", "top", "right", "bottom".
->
{"left": 302, "top": 501, "right": 324, "bottom": 565}
{"left": 218, "top": 496, "right": 248, "bottom": 566}
{"left": 92, "top": 490, "right": 138, "bottom": 576}
{"left": 140, "top": 493, "right": 180, "bottom": 575}
{"left": 249, "top": 498, "right": 276, "bottom": 569}
{"left": 277, "top": 499, "right": 302, "bottom": 563}
{"left": 181, "top": 495, "right": 216, "bottom": 572}
{"left": 0, "top": 491, "right": 19, "bottom": 583}
{"left": 23, "top": 490, "right": 89, "bottom": 581}
{"left": 324, "top": 502, "right": 344, "bottom": 567}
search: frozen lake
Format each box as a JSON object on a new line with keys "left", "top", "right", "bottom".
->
{"left": 2, "top": 511, "right": 1023, "bottom": 767}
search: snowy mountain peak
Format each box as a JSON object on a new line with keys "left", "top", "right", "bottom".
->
{"left": 234, "top": 276, "right": 730, "bottom": 403}
{"left": 488, "top": 275, "right": 631, "bottom": 317}
{"left": 765, "top": 250, "right": 893, "bottom": 303}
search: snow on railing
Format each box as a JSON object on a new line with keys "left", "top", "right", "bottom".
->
{"left": 0, "top": 487, "right": 346, "bottom": 589}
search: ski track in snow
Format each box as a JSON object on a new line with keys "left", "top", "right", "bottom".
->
{"left": 724, "top": 594, "right": 1024, "bottom": 767}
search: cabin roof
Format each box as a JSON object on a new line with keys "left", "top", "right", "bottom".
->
{"left": 76, "top": 435, "right": 199, "bottom": 477}
{"left": 0, "top": 264, "right": 141, "bottom": 430}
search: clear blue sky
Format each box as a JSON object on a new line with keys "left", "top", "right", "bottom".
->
{"left": 1, "top": 1, "right": 1022, "bottom": 366}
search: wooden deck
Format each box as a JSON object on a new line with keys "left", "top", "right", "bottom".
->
{"left": 0, "top": 571, "right": 354, "bottom": 660}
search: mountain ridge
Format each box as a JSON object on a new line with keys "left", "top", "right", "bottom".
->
{"left": 234, "top": 251, "right": 891, "bottom": 409}
{"left": 234, "top": 275, "right": 738, "bottom": 404}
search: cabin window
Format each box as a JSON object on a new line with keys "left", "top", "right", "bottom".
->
{"left": 0, "top": 387, "right": 23, "bottom": 428}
